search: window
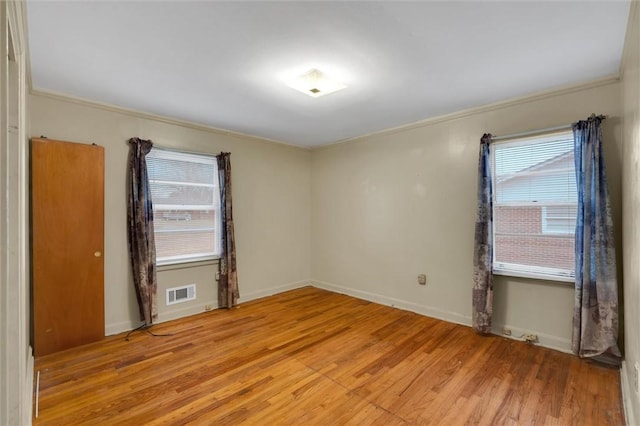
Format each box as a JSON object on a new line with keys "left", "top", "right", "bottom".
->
{"left": 146, "top": 148, "right": 221, "bottom": 265}
{"left": 492, "top": 131, "right": 576, "bottom": 281}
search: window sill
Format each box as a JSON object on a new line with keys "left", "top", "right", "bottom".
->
{"left": 157, "top": 258, "right": 220, "bottom": 272}
{"left": 493, "top": 269, "right": 574, "bottom": 284}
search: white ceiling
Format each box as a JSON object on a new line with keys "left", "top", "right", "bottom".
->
{"left": 27, "top": 1, "right": 630, "bottom": 147}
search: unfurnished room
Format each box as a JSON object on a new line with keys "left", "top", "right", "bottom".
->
{"left": 1, "top": 0, "right": 640, "bottom": 424}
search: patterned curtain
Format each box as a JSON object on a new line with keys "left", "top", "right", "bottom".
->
{"left": 472, "top": 134, "right": 494, "bottom": 334}
{"left": 127, "top": 138, "right": 158, "bottom": 325}
{"left": 217, "top": 152, "right": 239, "bottom": 308}
{"left": 572, "top": 115, "right": 621, "bottom": 361}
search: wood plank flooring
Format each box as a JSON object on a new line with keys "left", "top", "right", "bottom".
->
{"left": 33, "top": 287, "right": 624, "bottom": 425}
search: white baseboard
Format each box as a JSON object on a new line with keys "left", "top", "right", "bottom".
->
{"left": 310, "top": 280, "right": 471, "bottom": 327}
{"left": 311, "top": 280, "right": 572, "bottom": 353}
{"left": 238, "top": 280, "right": 311, "bottom": 304}
{"left": 621, "top": 360, "right": 639, "bottom": 426}
{"left": 105, "top": 303, "right": 219, "bottom": 335}
{"left": 106, "top": 279, "right": 571, "bottom": 356}
{"left": 105, "top": 319, "right": 141, "bottom": 336}
{"left": 491, "top": 322, "right": 572, "bottom": 354}
{"left": 154, "top": 280, "right": 311, "bottom": 324}
{"left": 105, "top": 280, "right": 311, "bottom": 335}
{"left": 156, "top": 300, "right": 218, "bottom": 325}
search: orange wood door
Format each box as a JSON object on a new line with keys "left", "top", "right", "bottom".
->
{"left": 32, "top": 138, "right": 105, "bottom": 356}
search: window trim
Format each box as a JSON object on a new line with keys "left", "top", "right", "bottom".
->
{"left": 156, "top": 252, "right": 220, "bottom": 267}
{"left": 157, "top": 258, "right": 219, "bottom": 272}
{"left": 493, "top": 262, "right": 574, "bottom": 283}
{"left": 490, "top": 130, "right": 577, "bottom": 282}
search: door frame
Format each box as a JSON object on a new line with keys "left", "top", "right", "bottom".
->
{"left": 1, "top": 0, "right": 32, "bottom": 424}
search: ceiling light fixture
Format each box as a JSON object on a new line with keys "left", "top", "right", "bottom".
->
{"left": 286, "top": 68, "right": 347, "bottom": 98}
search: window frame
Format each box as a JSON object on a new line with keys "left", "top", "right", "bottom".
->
{"left": 490, "top": 130, "right": 576, "bottom": 283}
{"left": 147, "top": 147, "right": 222, "bottom": 266}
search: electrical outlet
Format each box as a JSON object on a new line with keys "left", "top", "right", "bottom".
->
{"left": 502, "top": 328, "right": 512, "bottom": 336}
{"left": 417, "top": 274, "right": 427, "bottom": 285}
{"left": 215, "top": 271, "right": 220, "bottom": 281}
{"left": 634, "top": 362, "right": 639, "bottom": 393}
{"left": 204, "top": 304, "right": 212, "bottom": 311}
{"left": 523, "top": 334, "right": 538, "bottom": 344}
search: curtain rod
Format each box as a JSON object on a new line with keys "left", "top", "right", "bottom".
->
{"left": 491, "top": 114, "right": 608, "bottom": 142}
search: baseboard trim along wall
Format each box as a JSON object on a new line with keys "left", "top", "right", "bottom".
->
{"left": 105, "top": 320, "right": 142, "bottom": 336}
{"left": 310, "top": 280, "right": 572, "bottom": 354}
{"left": 490, "top": 323, "right": 572, "bottom": 354}
{"left": 621, "top": 360, "right": 639, "bottom": 426}
{"left": 310, "top": 280, "right": 471, "bottom": 327}
{"left": 106, "top": 278, "right": 572, "bottom": 355}
{"left": 237, "top": 280, "right": 311, "bottom": 304}
{"left": 156, "top": 301, "right": 219, "bottom": 325}
{"left": 105, "top": 280, "right": 311, "bottom": 336}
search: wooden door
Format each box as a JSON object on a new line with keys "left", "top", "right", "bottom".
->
{"left": 32, "top": 138, "right": 105, "bottom": 356}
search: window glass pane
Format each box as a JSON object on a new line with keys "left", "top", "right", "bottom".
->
{"left": 495, "top": 134, "right": 576, "bottom": 204}
{"left": 492, "top": 131, "right": 576, "bottom": 279}
{"left": 147, "top": 148, "right": 220, "bottom": 264}
{"left": 542, "top": 205, "right": 577, "bottom": 235}
{"left": 149, "top": 183, "right": 215, "bottom": 207}
{"left": 147, "top": 157, "right": 215, "bottom": 185}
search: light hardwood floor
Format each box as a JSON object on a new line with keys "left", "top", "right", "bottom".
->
{"left": 33, "top": 287, "right": 624, "bottom": 425}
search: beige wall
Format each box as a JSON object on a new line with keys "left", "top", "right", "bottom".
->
{"left": 622, "top": 3, "right": 640, "bottom": 424}
{"left": 30, "top": 93, "right": 311, "bottom": 334}
{"left": 310, "top": 81, "right": 623, "bottom": 353}
{"left": 29, "top": 72, "right": 626, "bottom": 356}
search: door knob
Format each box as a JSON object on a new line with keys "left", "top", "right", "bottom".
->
{"left": 94, "top": 251, "right": 102, "bottom": 257}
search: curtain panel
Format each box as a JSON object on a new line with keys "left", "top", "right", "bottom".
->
{"left": 217, "top": 152, "right": 239, "bottom": 308}
{"left": 126, "top": 138, "right": 158, "bottom": 325}
{"left": 472, "top": 134, "right": 494, "bottom": 334}
{"left": 572, "top": 115, "right": 621, "bottom": 361}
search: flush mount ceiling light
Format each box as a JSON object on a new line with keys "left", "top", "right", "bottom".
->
{"left": 286, "top": 68, "right": 347, "bottom": 98}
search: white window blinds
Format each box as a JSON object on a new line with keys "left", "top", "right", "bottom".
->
{"left": 146, "top": 148, "right": 221, "bottom": 265}
{"left": 492, "top": 131, "right": 576, "bottom": 281}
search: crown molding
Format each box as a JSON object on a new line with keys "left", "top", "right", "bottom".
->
{"left": 311, "top": 74, "right": 620, "bottom": 151}
{"left": 29, "top": 88, "right": 311, "bottom": 151}
{"left": 31, "top": 73, "right": 620, "bottom": 153}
